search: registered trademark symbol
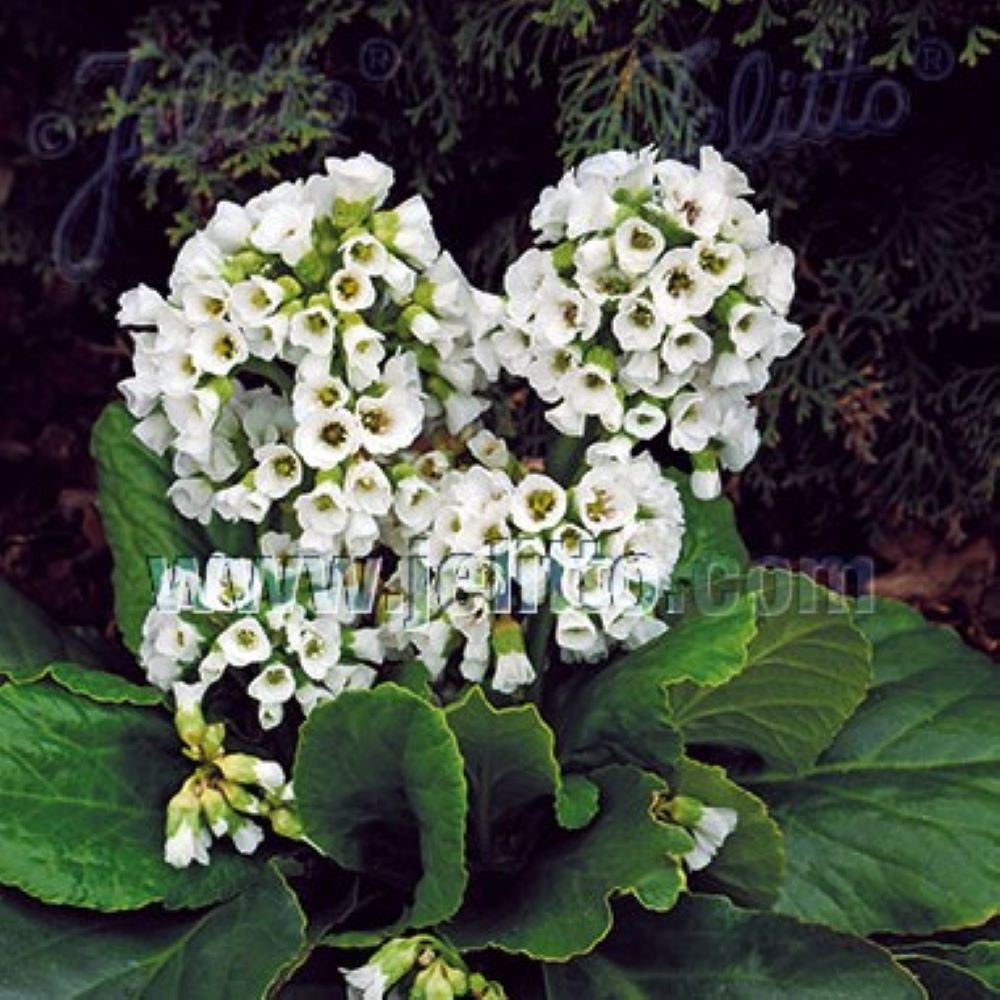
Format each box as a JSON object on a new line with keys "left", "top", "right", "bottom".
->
{"left": 359, "top": 37, "right": 401, "bottom": 83}
{"left": 912, "top": 36, "right": 955, "bottom": 82}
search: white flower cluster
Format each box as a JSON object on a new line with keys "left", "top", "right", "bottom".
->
{"left": 141, "top": 546, "right": 382, "bottom": 731}
{"left": 138, "top": 432, "right": 684, "bottom": 710}
{"left": 118, "top": 153, "right": 499, "bottom": 552}
{"left": 492, "top": 146, "right": 803, "bottom": 499}
{"left": 381, "top": 433, "right": 685, "bottom": 694}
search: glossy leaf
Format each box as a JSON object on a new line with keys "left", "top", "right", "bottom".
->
{"left": 669, "top": 571, "right": 871, "bottom": 772}
{"left": 447, "top": 764, "right": 692, "bottom": 961}
{"left": 0, "top": 681, "right": 257, "bottom": 911}
{"left": 556, "top": 594, "right": 757, "bottom": 772}
{"left": 0, "top": 864, "right": 305, "bottom": 998}
{"left": 293, "top": 684, "right": 468, "bottom": 929}
{"left": 752, "top": 599, "right": 1000, "bottom": 934}
{"left": 544, "top": 895, "right": 924, "bottom": 999}
{"left": 91, "top": 402, "right": 254, "bottom": 652}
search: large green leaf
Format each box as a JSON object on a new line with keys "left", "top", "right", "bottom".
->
{"left": 543, "top": 895, "right": 924, "bottom": 999}
{"left": 0, "top": 681, "right": 257, "bottom": 911}
{"left": 0, "top": 577, "right": 114, "bottom": 682}
{"left": 91, "top": 402, "right": 254, "bottom": 652}
{"left": 666, "top": 470, "right": 749, "bottom": 587}
{"left": 669, "top": 571, "right": 871, "bottom": 772}
{"left": 751, "top": 599, "right": 1000, "bottom": 935}
{"left": 446, "top": 764, "right": 692, "bottom": 961}
{"left": 293, "top": 684, "right": 468, "bottom": 929}
{"left": 555, "top": 594, "right": 757, "bottom": 772}
{"left": 444, "top": 687, "right": 597, "bottom": 852}
{"left": 0, "top": 863, "right": 305, "bottom": 999}
{"left": 670, "top": 758, "right": 784, "bottom": 909}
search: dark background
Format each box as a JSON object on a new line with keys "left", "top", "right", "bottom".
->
{"left": 0, "top": 0, "right": 997, "bottom": 651}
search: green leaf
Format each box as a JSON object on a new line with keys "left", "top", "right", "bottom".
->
{"left": 47, "top": 661, "right": 164, "bottom": 706}
{"left": 0, "top": 681, "right": 258, "bottom": 911}
{"left": 669, "top": 571, "right": 871, "bottom": 772}
{"left": 666, "top": 470, "right": 749, "bottom": 587}
{"left": 556, "top": 773, "right": 600, "bottom": 831}
{"left": 555, "top": 595, "right": 757, "bottom": 772}
{"left": 446, "top": 764, "right": 692, "bottom": 961}
{"left": 544, "top": 895, "right": 924, "bottom": 999}
{"left": 0, "top": 577, "right": 112, "bottom": 682}
{"left": 900, "top": 956, "right": 998, "bottom": 999}
{"left": 750, "top": 599, "right": 1000, "bottom": 935}
{"left": 293, "top": 684, "right": 467, "bottom": 929}
{"left": 670, "top": 757, "right": 785, "bottom": 909}
{"left": 91, "top": 402, "right": 254, "bottom": 652}
{"left": 900, "top": 941, "right": 1000, "bottom": 994}
{"left": 0, "top": 863, "right": 305, "bottom": 999}
{"left": 444, "top": 687, "right": 596, "bottom": 857}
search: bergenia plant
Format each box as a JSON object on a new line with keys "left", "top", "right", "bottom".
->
{"left": 0, "top": 150, "right": 995, "bottom": 1000}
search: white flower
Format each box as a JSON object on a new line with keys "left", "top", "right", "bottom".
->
{"left": 293, "top": 373, "right": 350, "bottom": 421}
{"left": 728, "top": 302, "right": 778, "bottom": 359}
{"left": 467, "top": 429, "right": 509, "bottom": 470}
{"left": 531, "top": 281, "right": 601, "bottom": 347}
{"left": 190, "top": 321, "right": 249, "bottom": 376}
{"left": 217, "top": 617, "right": 272, "bottom": 666}
{"left": 290, "top": 616, "right": 342, "bottom": 679}
{"left": 555, "top": 608, "right": 601, "bottom": 653}
{"left": 205, "top": 200, "right": 252, "bottom": 252}
{"left": 232, "top": 820, "right": 265, "bottom": 855}
{"left": 623, "top": 401, "right": 667, "bottom": 440}
{"left": 442, "top": 391, "right": 488, "bottom": 435}
{"left": 340, "top": 234, "right": 390, "bottom": 276}
{"left": 254, "top": 444, "right": 303, "bottom": 499}
{"left": 685, "top": 806, "right": 739, "bottom": 871}
{"left": 329, "top": 267, "right": 377, "bottom": 312}
{"left": 661, "top": 320, "right": 712, "bottom": 374}
{"left": 613, "top": 216, "right": 666, "bottom": 274}
{"left": 342, "top": 963, "right": 389, "bottom": 1000}
{"left": 694, "top": 238, "right": 746, "bottom": 289}
{"left": 164, "top": 822, "right": 211, "bottom": 869}
{"left": 379, "top": 195, "right": 439, "bottom": 267}
{"left": 294, "top": 409, "right": 360, "bottom": 469}
{"left": 692, "top": 468, "right": 722, "bottom": 500}
{"left": 295, "top": 482, "right": 351, "bottom": 537}
{"left": 168, "top": 477, "right": 214, "bottom": 524}
{"left": 650, "top": 248, "right": 716, "bottom": 323}
{"left": 250, "top": 198, "right": 316, "bottom": 266}
{"left": 669, "top": 391, "right": 721, "bottom": 453}
{"left": 345, "top": 460, "right": 393, "bottom": 516}
{"left": 574, "top": 468, "right": 638, "bottom": 534}
{"left": 511, "top": 474, "right": 567, "bottom": 533}
{"left": 355, "top": 389, "right": 422, "bottom": 455}
{"left": 493, "top": 649, "right": 536, "bottom": 694}
{"left": 342, "top": 321, "right": 386, "bottom": 389}
{"left": 325, "top": 151, "right": 395, "bottom": 207}
{"left": 560, "top": 364, "right": 622, "bottom": 428}
{"left": 181, "top": 280, "right": 229, "bottom": 325}
{"left": 611, "top": 295, "right": 665, "bottom": 352}
{"left": 289, "top": 304, "right": 337, "bottom": 356}
{"left": 248, "top": 663, "right": 297, "bottom": 705}
{"left": 394, "top": 476, "right": 438, "bottom": 533}
{"left": 744, "top": 244, "right": 796, "bottom": 314}
{"left": 504, "top": 248, "right": 557, "bottom": 324}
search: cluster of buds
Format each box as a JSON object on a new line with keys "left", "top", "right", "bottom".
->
{"left": 342, "top": 935, "right": 507, "bottom": 1000}
{"left": 163, "top": 684, "right": 301, "bottom": 868}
